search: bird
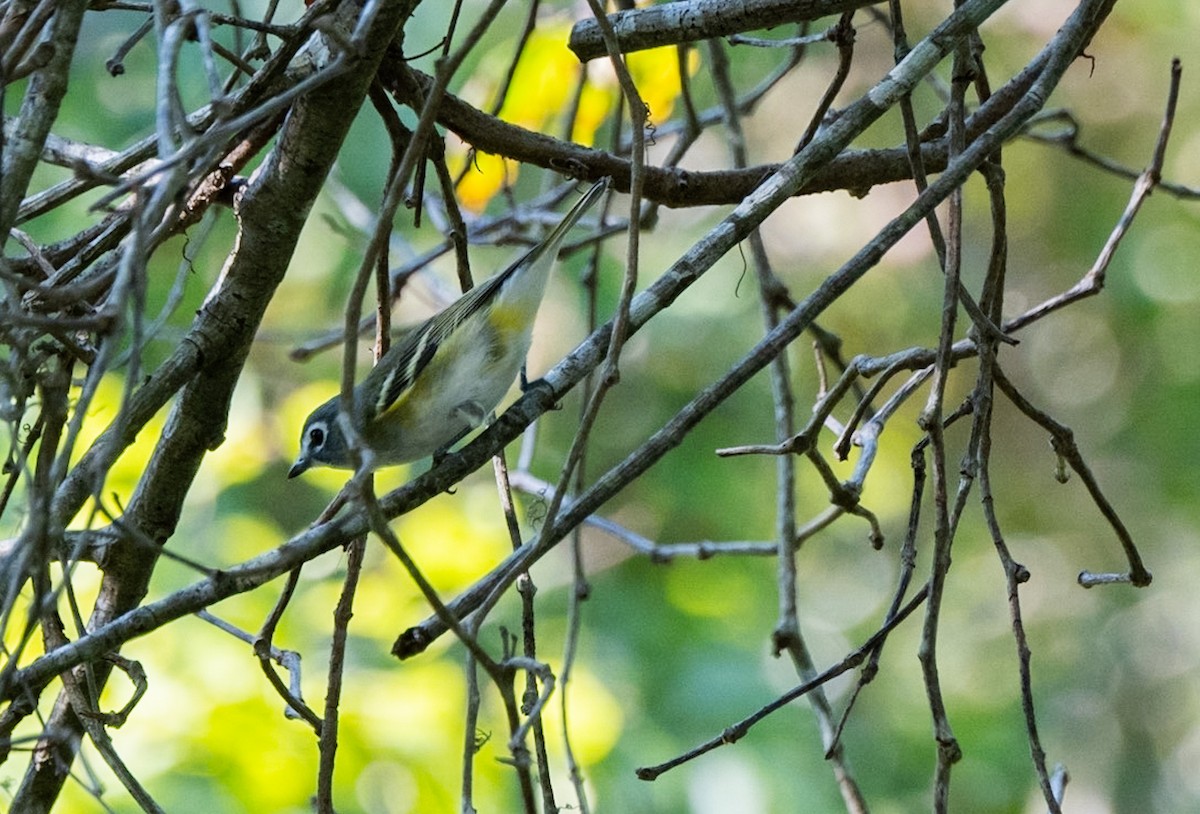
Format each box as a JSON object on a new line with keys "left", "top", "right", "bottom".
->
{"left": 288, "top": 177, "right": 609, "bottom": 478}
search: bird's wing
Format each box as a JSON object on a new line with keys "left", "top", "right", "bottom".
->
{"left": 370, "top": 178, "right": 609, "bottom": 419}
{"left": 370, "top": 271, "right": 508, "bottom": 419}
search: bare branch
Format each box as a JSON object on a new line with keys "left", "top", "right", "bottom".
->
{"left": 569, "top": 0, "right": 882, "bottom": 61}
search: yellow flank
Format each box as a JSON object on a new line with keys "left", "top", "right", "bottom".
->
{"left": 373, "top": 378, "right": 418, "bottom": 423}
{"left": 485, "top": 301, "right": 530, "bottom": 338}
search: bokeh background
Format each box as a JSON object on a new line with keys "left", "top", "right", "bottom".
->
{"left": 3, "top": 1, "right": 1198, "bottom": 812}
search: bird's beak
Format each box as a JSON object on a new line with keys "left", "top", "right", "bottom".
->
{"left": 287, "top": 457, "right": 310, "bottom": 479}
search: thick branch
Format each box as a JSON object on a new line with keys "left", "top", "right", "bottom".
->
{"left": 9, "top": 2, "right": 415, "bottom": 807}
{"left": 386, "top": 58, "right": 1040, "bottom": 207}
{"left": 569, "top": 0, "right": 883, "bottom": 61}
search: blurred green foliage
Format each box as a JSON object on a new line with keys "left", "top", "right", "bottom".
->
{"left": 4, "top": 1, "right": 1199, "bottom": 812}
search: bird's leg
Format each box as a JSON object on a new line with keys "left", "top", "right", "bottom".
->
{"left": 520, "top": 363, "right": 559, "bottom": 409}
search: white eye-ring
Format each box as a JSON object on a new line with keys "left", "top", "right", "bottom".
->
{"left": 307, "top": 422, "right": 327, "bottom": 450}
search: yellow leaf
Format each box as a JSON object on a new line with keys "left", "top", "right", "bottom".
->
{"left": 448, "top": 21, "right": 700, "bottom": 210}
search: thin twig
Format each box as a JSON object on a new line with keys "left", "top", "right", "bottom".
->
{"left": 315, "top": 536, "right": 366, "bottom": 812}
{"left": 1006, "top": 58, "right": 1182, "bottom": 334}
{"left": 636, "top": 584, "right": 929, "bottom": 780}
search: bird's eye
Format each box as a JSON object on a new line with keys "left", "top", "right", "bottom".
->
{"left": 308, "top": 425, "right": 326, "bottom": 449}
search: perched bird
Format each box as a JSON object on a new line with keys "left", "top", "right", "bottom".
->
{"left": 288, "top": 178, "right": 608, "bottom": 478}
